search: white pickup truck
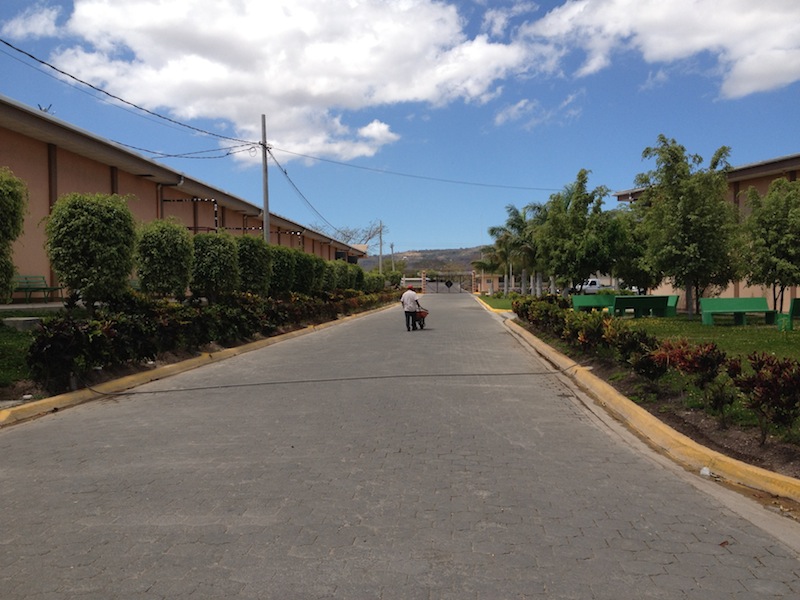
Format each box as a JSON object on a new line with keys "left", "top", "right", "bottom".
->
{"left": 579, "top": 279, "right": 608, "bottom": 294}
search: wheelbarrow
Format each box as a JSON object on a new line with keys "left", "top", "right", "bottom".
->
{"left": 415, "top": 307, "right": 429, "bottom": 329}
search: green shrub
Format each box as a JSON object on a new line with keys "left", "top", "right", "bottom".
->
{"left": 321, "top": 261, "right": 338, "bottom": 292}
{"left": 363, "top": 271, "right": 386, "bottom": 293}
{"left": 294, "top": 251, "right": 319, "bottom": 294}
{"left": 190, "top": 232, "right": 240, "bottom": 302}
{"left": 563, "top": 310, "right": 609, "bottom": 351}
{"left": 0, "top": 166, "right": 27, "bottom": 243}
{"left": 732, "top": 353, "right": 800, "bottom": 445}
{"left": 269, "top": 245, "right": 297, "bottom": 296}
{"left": 0, "top": 246, "right": 15, "bottom": 303}
{"left": 136, "top": 218, "right": 194, "bottom": 298}
{"left": 45, "top": 193, "right": 136, "bottom": 309}
{"left": 0, "top": 167, "right": 27, "bottom": 302}
{"left": 333, "top": 260, "right": 350, "bottom": 290}
{"left": 385, "top": 270, "right": 403, "bottom": 287}
{"left": 237, "top": 235, "right": 272, "bottom": 296}
{"left": 347, "top": 263, "right": 365, "bottom": 291}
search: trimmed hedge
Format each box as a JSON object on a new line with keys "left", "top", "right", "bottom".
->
{"left": 27, "top": 288, "right": 401, "bottom": 395}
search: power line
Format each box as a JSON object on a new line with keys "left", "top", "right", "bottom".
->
{"left": 267, "top": 148, "right": 347, "bottom": 238}
{"left": 112, "top": 139, "right": 256, "bottom": 159}
{"left": 271, "top": 146, "right": 561, "bottom": 192}
{"left": 1, "top": 37, "right": 560, "bottom": 193}
{"left": 0, "top": 36, "right": 255, "bottom": 145}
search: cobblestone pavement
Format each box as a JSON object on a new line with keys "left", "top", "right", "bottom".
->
{"left": 2, "top": 293, "right": 799, "bottom": 599}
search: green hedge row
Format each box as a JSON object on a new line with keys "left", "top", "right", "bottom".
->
{"left": 28, "top": 288, "right": 400, "bottom": 395}
{"left": 512, "top": 296, "right": 800, "bottom": 446}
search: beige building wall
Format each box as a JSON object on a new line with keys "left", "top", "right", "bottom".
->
{"left": 1, "top": 96, "right": 366, "bottom": 303}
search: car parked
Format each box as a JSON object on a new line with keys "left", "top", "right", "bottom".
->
{"left": 573, "top": 279, "right": 609, "bottom": 294}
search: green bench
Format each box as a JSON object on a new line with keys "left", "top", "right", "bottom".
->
{"left": 572, "top": 294, "right": 615, "bottom": 312}
{"left": 613, "top": 295, "right": 674, "bottom": 318}
{"left": 699, "top": 296, "right": 776, "bottom": 326}
{"left": 665, "top": 294, "right": 679, "bottom": 317}
{"left": 777, "top": 297, "right": 800, "bottom": 331}
{"left": 12, "top": 274, "right": 64, "bottom": 303}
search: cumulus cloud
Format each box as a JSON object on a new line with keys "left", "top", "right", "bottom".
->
{"left": 4, "top": 0, "right": 538, "bottom": 161}
{"left": 3, "top": 0, "right": 800, "bottom": 162}
{"left": 521, "top": 0, "right": 800, "bottom": 98}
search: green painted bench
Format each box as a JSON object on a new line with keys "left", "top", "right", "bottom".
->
{"left": 12, "top": 275, "right": 64, "bottom": 303}
{"left": 665, "top": 295, "right": 679, "bottom": 317}
{"left": 613, "top": 295, "right": 672, "bottom": 318}
{"left": 777, "top": 298, "right": 800, "bottom": 331}
{"left": 572, "top": 294, "right": 615, "bottom": 312}
{"left": 700, "top": 296, "right": 776, "bottom": 326}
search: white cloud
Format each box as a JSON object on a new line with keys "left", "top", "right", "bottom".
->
{"left": 4, "top": 0, "right": 800, "bottom": 163}
{"left": 640, "top": 69, "right": 668, "bottom": 92}
{"left": 482, "top": 2, "right": 539, "bottom": 39}
{"left": 1, "top": 4, "right": 60, "bottom": 38}
{"left": 522, "top": 0, "right": 800, "bottom": 98}
{"left": 5, "top": 0, "right": 539, "bottom": 161}
{"left": 494, "top": 99, "right": 534, "bottom": 125}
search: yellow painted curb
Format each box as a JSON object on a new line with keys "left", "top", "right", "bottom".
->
{"left": 0, "top": 304, "right": 394, "bottom": 429}
{"left": 505, "top": 319, "right": 800, "bottom": 504}
{"left": 474, "top": 295, "right": 515, "bottom": 314}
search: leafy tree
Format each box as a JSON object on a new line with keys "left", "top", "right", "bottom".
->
{"left": 190, "top": 232, "right": 240, "bottom": 302}
{"left": 606, "top": 207, "right": 662, "bottom": 293}
{"left": 743, "top": 178, "right": 800, "bottom": 311}
{"left": 635, "top": 135, "right": 738, "bottom": 315}
{"left": 136, "top": 218, "right": 194, "bottom": 298}
{"left": 45, "top": 192, "right": 136, "bottom": 309}
{"left": 536, "top": 169, "right": 610, "bottom": 291}
{"left": 237, "top": 234, "right": 272, "bottom": 296}
{"left": 0, "top": 167, "right": 27, "bottom": 302}
{"left": 488, "top": 204, "right": 542, "bottom": 295}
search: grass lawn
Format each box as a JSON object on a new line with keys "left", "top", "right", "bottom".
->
{"left": 0, "top": 325, "right": 34, "bottom": 387}
{"left": 629, "top": 314, "right": 800, "bottom": 362}
{"left": 477, "top": 295, "right": 514, "bottom": 310}
{"left": 0, "top": 307, "right": 66, "bottom": 387}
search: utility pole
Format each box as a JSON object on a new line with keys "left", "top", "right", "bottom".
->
{"left": 261, "top": 114, "right": 270, "bottom": 243}
{"left": 378, "top": 220, "right": 383, "bottom": 274}
{"left": 390, "top": 242, "right": 395, "bottom": 271}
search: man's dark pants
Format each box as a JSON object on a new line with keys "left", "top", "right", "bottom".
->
{"left": 405, "top": 311, "right": 417, "bottom": 331}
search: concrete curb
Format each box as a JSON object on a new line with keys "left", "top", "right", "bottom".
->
{"left": 504, "top": 318, "right": 800, "bottom": 504}
{"left": 0, "top": 304, "right": 394, "bottom": 429}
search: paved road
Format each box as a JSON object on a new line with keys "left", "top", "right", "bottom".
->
{"left": 2, "top": 293, "right": 799, "bottom": 599}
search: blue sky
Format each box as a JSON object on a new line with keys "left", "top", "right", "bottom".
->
{"left": 2, "top": 0, "right": 800, "bottom": 254}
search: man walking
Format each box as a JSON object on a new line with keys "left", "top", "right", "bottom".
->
{"left": 400, "top": 285, "right": 421, "bottom": 331}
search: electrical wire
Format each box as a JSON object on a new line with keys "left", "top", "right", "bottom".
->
{"left": 271, "top": 146, "right": 561, "bottom": 192}
{"left": 112, "top": 140, "right": 256, "bottom": 159}
{"left": 267, "top": 148, "right": 347, "bottom": 238}
{"left": 1, "top": 37, "right": 560, "bottom": 193}
{"left": 0, "top": 36, "right": 255, "bottom": 145}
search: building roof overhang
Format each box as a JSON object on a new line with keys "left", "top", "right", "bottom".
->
{"left": 0, "top": 94, "right": 366, "bottom": 256}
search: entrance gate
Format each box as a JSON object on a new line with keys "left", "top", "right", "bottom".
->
{"left": 421, "top": 271, "right": 476, "bottom": 294}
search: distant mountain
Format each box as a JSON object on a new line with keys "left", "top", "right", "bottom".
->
{"left": 359, "top": 246, "right": 483, "bottom": 273}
